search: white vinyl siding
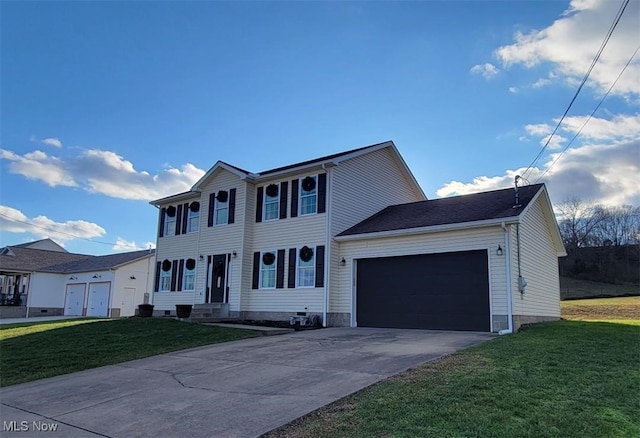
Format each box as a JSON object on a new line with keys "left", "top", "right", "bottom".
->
{"left": 330, "top": 147, "right": 425, "bottom": 237}
{"left": 511, "top": 197, "right": 561, "bottom": 318}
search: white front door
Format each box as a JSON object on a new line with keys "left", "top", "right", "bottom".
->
{"left": 65, "top": 284, "right": 85, "bottom": 316}
{"left": 121, "top": 287, "right": 136, "bottom": 317}
{"left": 87, "top": 282, "right": 110, "bottom": 317}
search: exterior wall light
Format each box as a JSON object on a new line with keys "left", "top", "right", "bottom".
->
{"left": 496, "top": 245, "right": 503, "bottom": 256}
{"left": 340, "top": 257, "right": 346, "bottom": 266}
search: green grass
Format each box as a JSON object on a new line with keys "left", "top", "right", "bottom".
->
{"left": 264, "top": 321, "right": 640, "bottom": 438}
{"left": 0, "top": 317, "right": 257, "bottom": 387}
{"left": 561, "top": 296, "right": 640, "bottom": 324}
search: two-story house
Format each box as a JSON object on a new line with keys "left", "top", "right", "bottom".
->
{"left": 151, "top": 141, "right": 566, "bottom": 332}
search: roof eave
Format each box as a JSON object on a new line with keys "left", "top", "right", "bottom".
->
{"left": 149, "top": 190, "right": 200, "bottom": 206}
{"left": 334, "top": 216, "right": 521, "bottom": 242}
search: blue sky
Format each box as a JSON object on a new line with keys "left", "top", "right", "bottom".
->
{"left": 1, "top": 0, "right": 638, "bottom": 255}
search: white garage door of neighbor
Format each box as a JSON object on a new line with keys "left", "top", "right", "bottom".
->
{"left": 65, "top": 284, "right": 85, "bottom": 316}
{"left": 121, "top": 287, "right": 136, "bottom": 317}
{"left": 87, "top": 282, "right": 110, "bottom": 317}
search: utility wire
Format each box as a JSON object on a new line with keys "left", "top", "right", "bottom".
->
{"left": 535, "top": 44, "right": 640, "bottom": 184}
{"left": 520, "top": 0, "right": 631, "bottom": 182}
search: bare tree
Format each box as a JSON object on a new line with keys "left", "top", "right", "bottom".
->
{"left": 556, "top": 197, "right": 605, "bottom": 250}
{"left": 593, "top": 205, "right": 640, "bottom": 246}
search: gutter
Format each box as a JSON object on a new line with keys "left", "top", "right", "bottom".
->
{"left": 499, "top": 222, "right": 514, "bottom": 335}
{"left": 335, "top": 217, "right": 521, "bottom": 242}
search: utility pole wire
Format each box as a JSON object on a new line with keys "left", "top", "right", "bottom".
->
{"left": 535, "top": 44, "right": 640, "bottom": 184}
{"left": 521, "top": 0, "right": 631, "bottom": 182}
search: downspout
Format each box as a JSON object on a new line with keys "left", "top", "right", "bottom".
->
{"left": 499, "top": 222, "right": 514, "bottom": 335}
{"left": 322, "top": 164, "right": 333, "bottom": 327}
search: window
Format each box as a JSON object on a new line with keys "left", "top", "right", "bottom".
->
{"left": 300, "top": 176, "right": 317, "bottom": 215}
{"left": 263, "top": 184, "right": 279, "bottom": 221}
{"left": 183, "top": 259, "right": 196, "bottom": 291}
{"left": 297, "top": 246, "right": 315, "bottom": 287}
{"left": 164, "top": 206, "right": 176, "bottom": 236}
{"left": 187, "top": 203, "right": 200, "bottom": 233}
{"left": 215, "top": 197, "right": 228, "bottom": 225}
{"left": 260, "top": 251, "right": 277, "bottom": 289}
{"left": 160, "top": 260, "right": 172, "bottom": 291}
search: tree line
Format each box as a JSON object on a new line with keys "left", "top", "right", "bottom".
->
{"left": 556, "top": 198, "right": 640, "bottom": 250}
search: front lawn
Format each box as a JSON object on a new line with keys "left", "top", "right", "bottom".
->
{"left": 0, "top": 318, "right": 257, "bottom": 387}
{"left": 264, "top": 321, "right": 640, "bottom": 438}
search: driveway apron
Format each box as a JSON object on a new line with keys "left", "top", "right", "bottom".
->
{"left": 0, "top": 327, "right": 493, "bottom": 438}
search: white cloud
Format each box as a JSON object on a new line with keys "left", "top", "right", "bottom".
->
{"left": 495, "top": 0, "right": 640, "bottom": 98}
{"left": 560, "top": 113, "right": 640, "bottom": 141}
{"left": 509, "top": 87, "right": 519, "bottom": 93}
{"left": 540, "top": 134, "right": 567, "bottom": 149}
{"left": 532, "top": 78, "right": 552, "bottom": 88}
{"left": 436, "top": 139, "right": 640, "bottom": 208}
{"left": 0, "top": 205, "right": 106, "bottom": 242}
{"left": 470, "top": 63, "right": 500, "bottom": 79}
{"left": 112, "top": 237, "right": 156, "bottom": 252}
{"left": 525, "top": 123, "right": 553, "bottom": 136}
{"left": 41, "top": 137, "right": 62, "bottom": 148}
{"left": 0, "top": 148, "right": 206, "bottom": 201}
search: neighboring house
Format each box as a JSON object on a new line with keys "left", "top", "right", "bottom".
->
{"left": 0, "top": 239, "right": 155, "bottom": 318}
{"left": 150, "top": 141, "right": 566, "bottom": 332}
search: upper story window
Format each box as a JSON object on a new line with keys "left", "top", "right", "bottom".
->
{"left": 297, "top": 246, "right": 316, "bottom": 287}
{"left": 160, "top": 260, "right": 172, "bottom": 291}
{"left": 164, "top": 206, "right": 177, "bottom": 237}
{"left": 299, "top": 176, "right": 317, "bottom": 216}
{"left": 215, "top": 191, "right": 229, "bottom": 225}
{"left": 260, "top": 251, "right": 277, "bottom": 289}
{"left": 187, "top": 203, "right": 200, "bottom": 233}
{"left": 183, "top": 258, "right": 196, "bottom": 291}
{"left": 264, "top": 184, "right": 279, "bottom": 221}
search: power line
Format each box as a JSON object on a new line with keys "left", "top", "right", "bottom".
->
{"left": 520, "top": 0, "right": 631, "bottom": 181}
{"left": 535, "top": 44, "right": 640, "bottom": 184}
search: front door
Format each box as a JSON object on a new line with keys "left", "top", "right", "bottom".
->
{"left": 209, "top": 254, "right": 227, "bottom": 303}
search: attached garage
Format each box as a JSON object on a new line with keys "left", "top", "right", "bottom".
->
{"left": 334, "top": 184, "right": 566, "bottom": 333}
{"left": 356, "top": 250, "right": 490, "bottom": 331}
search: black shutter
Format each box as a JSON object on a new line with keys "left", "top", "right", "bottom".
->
{"left": 318, "top": 173, "right": 327, "bottom": 214}
{"left": 288, "top": 248, "right": 297, "bottom": 288}
{"left": 154, "top": 261, "right": 161, "bottom": 292}
{"left": 315, "top": 245, "right": 325, "bottom": 287}
{"left": 228, "top": 188, "right": 236, "bottom": 224}
{"left": 159, "top": 208, "right": 166, "bottom": 238}
{"left": 175, "top": 204, "right": 183, "bottom": 235}
{"left": 256, "top": 187, "right": 264, "bottom": 222}
{"left": 276, "top": 249, "right": 285, "bottom": 288}
{"left": 170, "top": 260, "right": 178, "bottom": 291}
{"left": 208, "top": 193, "right": 215, "bottom": 227}
{"left": 177, "top": 259, "right": 184, "bottom": 291}
{"left": 279, "top": 181, "right": 288, "bottom": 219}
{"left": 181, "top": 203, "right": 189, "bottom": 234}
{"left": 252, "top": 252, "right": 260, "bottom": 289}
{"left": 290, "top": 179, "right": 299, "bottom": 218}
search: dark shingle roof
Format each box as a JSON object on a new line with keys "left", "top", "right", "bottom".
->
{"left": 0, "top": 247, "right": 154, "bottom": 274}
{"left": 257, "top": 141, "right": 391, "bottom": 176}
{"left": 338, "top": 184, "right": 544, "bottom": 237}
{"left": 46, "top": 249, "right": 156, "bottom": 273}
{"left": 0, "top": 248, "right": 89, "bottom": 272}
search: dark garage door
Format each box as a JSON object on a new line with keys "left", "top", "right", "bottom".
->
{"left": 356, "top": 250, "right": 490, "bottom": 331}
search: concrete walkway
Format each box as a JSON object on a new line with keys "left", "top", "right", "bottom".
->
{"left": 0, "top": 315, "right": 85, "bottom": 325}
{"left": 0, "top": 327, "right": 493, "bottom": 437}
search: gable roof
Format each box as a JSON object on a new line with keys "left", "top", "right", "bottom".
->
{"left": 12, "top": 238, "right": 67, "bottom": 252}
{"left": 0, "top": 246, "right": 155, "bottom": 274}
{"left": 168, "top": 140, "right": 425, "bottom": 203}
{"left": 337, "top": 184, "right": 546, "bottom": 238}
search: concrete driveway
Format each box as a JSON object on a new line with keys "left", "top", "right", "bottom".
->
{"left": 0, "top": 327, "right": 493, "bottom": 438}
